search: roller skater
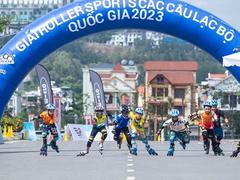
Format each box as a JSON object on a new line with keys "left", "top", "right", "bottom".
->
{"left": 39, "top": 103, "right": 59, "bottom": 156}
{"left": 112, "top": 104, "right": 132, "bottom": 154}
{"left": 130, "top": 107, "right": 158, "bottom": 156}
{"left": 77, "top": 105, "right": 107, "bottom": 156}
{"left": 157, "top": 109, "right": 190, "bottom": 156}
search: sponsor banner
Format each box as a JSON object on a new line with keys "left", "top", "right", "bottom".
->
{"left": 89, "top": 70, "right": 107, "bottom": 113}
{"left": 35, "top": 64, "right": 53, "bottom": 105}
{"left": 66, "top": 124, "right": 114, "bottom": 141}
{"left": 0, "top": 127, "right": 4, "bottom": 144}
{"left": 0, "top": 69, "right": 6, "bottom": 75}
{"left": 54, "top": 95, "right": 62, "bottom": 130}
{"left": 22, "top": 122, "right": 37, "bottom": 141}
{"left": 85, "top": 115, "right": 93, "bottom": 125}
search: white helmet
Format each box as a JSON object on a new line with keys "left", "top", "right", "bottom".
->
{"left": 46, "top": 103, "right": 55, "bottom": 110}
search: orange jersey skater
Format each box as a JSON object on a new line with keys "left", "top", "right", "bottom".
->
{"left": 198, "top": 111, "right": 216, "bottom": 129}
{"left": 40, "top": 111, "right": 55, "bottom": 125}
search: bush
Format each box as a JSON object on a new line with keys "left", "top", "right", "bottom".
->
{"left": 1, "top": 115, "right": 23, "bottom": 132}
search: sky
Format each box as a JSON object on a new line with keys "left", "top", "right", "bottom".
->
{"left": 183, "top": 0, "right": 240, "bottom": 30}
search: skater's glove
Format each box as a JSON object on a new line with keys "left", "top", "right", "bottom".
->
{"left": 156, "top": 129, "right": 162, "bottom": 136}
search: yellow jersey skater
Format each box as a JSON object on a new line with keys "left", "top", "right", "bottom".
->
{"left": 129, "top": 107, "right": 158, "bottom": 156}
{"left": 77, "top": 105, "right": 107, "bottom": 156}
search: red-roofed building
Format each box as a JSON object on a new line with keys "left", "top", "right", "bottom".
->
{"left": 144, "top": 61, "right": 198, "bottom": 123}
{"left": 207, "top": 72, "right": 228, "bottom": 87}
{"left": 82, "top": 63, "right": 139, "bottom": 118}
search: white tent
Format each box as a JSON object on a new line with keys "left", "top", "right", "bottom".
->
{"left": 223, "top": 52, "right": 240, "bottom": 67}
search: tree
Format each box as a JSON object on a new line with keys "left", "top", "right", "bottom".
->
{"left": 0, "top": 17, "right": 10, "bottom": 33}
{"left": 0, "top": 17, "right": 11, "bottom": 48}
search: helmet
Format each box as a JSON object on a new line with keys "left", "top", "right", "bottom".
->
{"left": 203, "top": 101, "right": 212, "bottom": 108}
{"left": 95, "top": 105, "right": 104, "bottom": 112}
{"left": 135, "top": 107, "right": 144, "bottom": 116}
{"left": 46, "top": 103, "right": 55, "bottom": 110}
{"left": 211, "top": 100, "right": 218, "bottom": 107}
{"left": 120, "top": 104, "right": 129, "bottom": 114}
{"left": 169, "top": 109, "right": 180, "bottom": 117}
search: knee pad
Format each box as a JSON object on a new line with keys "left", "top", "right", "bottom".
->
{"left": 216, "top": 136, "right": 222, "bottom": 141}
{"left": 114, "top": 135, "right": 119, "bottom": 141}
{"left": 42, "top": 132, "right": 48, "bottom": 139}
{"left": 131, "top": 133, "right": 138, "bottom": 139}
{"left": 169, "top": 132, "right": 175, "bottom": 142}
{"left": 183, "top": 135, "right": 190, "bottom": 144}
{"left": 169, "top": 136, "right": 175, "bottom": 143}
{"left": 170, "top": 143, "right": 175, "bottom": 148}
{"left": 53, "top": 134, "right": 59, "bottom": 141}
{"left": 202, "top": 130, "right": 208, "bottom": 138}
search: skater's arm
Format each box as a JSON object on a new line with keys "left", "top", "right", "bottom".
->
{"left": 157, "top": 119, "right": 171, "bottom": 135}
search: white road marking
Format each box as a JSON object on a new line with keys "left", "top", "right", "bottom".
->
{"left": 127, "top": 169, "right": 135, "bottom": 173}
{"left": 126, "top": 176, "right": 136, "bottom": 180}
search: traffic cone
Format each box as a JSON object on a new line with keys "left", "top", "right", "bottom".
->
{"left": 7, "top": 126, "right": 14, "bottom": 138}
{"left": 3, "top": 126, "right": 7, "bottom": 138}
{"left": 122, "top": 133, "right": 126, "bottom": 141}
{"left": 64, "top": 131, "right": 69, "bottom": 142}
{"left": 24, "top": 129, "right": 29, "bottom": 140}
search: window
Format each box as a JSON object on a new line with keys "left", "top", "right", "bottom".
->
{"left": 230, "top": 95, "right": 237, "bottom": 108}
{"left": 112, "top": 80, "right": 117, "bottom": 86}
{"left": 105, "top": 93, "right": 113, "bottom": 104}
{"left": 156, "top": 103, "right": 168, "bottom": 116}
{"left": 152, "top": 87, "right": 168, "bottom": 98}
{"left": 157, "top": 88, "right": 163, "bottom": 97}
{"left": 156, "top": 76, "right": 164, "bottom": 84}
{"left": 238, "top": 96, "right": 240, "bottom": 105}
{"left": 223, "top": 94, "right": 229, "bottom": 105}
{"left": 27, "top": 96, "right": 37, "bottom": 102}
{"left": 152, "top": 87, "right": 156, "bottom": 97}
{"left": 174, "top": 88, "right": 185, "bottom": 99}
{"left": 165, "top": 88, "right": 168, "bottom": 97}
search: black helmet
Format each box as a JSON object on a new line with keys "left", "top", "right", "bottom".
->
{"left": 95, "top": 105, "right": 104, "bottom": 112}
{"left": 120, "top": 104, "right": 129, "bottom": 114}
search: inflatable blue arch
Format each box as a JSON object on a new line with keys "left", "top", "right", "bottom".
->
{"left": 0, "top": 0, "right": 240, "bottom": 119}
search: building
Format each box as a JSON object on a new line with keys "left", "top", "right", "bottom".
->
{"left": 144, "top": 61, "right": 198, "bottom": 119}
{"left": 0, "top": 0, "right": 73, "bottom": 36}
{"left": 207, "top": 72, "right": 228, "bottom": 88}
{"left": 7, "top": 82, "right": 73, "bottom": 117}
{"left": 106, "top": 30, "right": 163, "bottom": 47}
{"left": 82, "top": 62, "right": 139, "bottom": 120}
{"left": 199, "top": 71, "right": 231, "bottom": 107}
{"left": 144, "top": 61, "right": 198, "bottom": 140}
{"left": 204, "top": 74, "right": 240, "bottom": 111}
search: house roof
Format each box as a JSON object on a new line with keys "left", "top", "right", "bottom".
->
{"left": 144, "top": 61, "right": 198, "bottom": 71}
{"left": 99, "top": 73, "right": 111, "bottom": 79}
{"left": 148, "top": 71, "right": 195, "bottom": 85}
{"left": 125, "top": 73, "right": 138, "bottom": 79}
{"left": 113, "top": 64, "right": 124, "bottom": 72}
{"left": 90, "top": 63, "right": 115, "bottom": 69}
{"left": 208, "top": 73, "right": 227, "bottom": 79}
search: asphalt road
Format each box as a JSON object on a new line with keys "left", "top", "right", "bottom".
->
{"left": 0, "top": 140, "right": 239, "bottom": 180}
